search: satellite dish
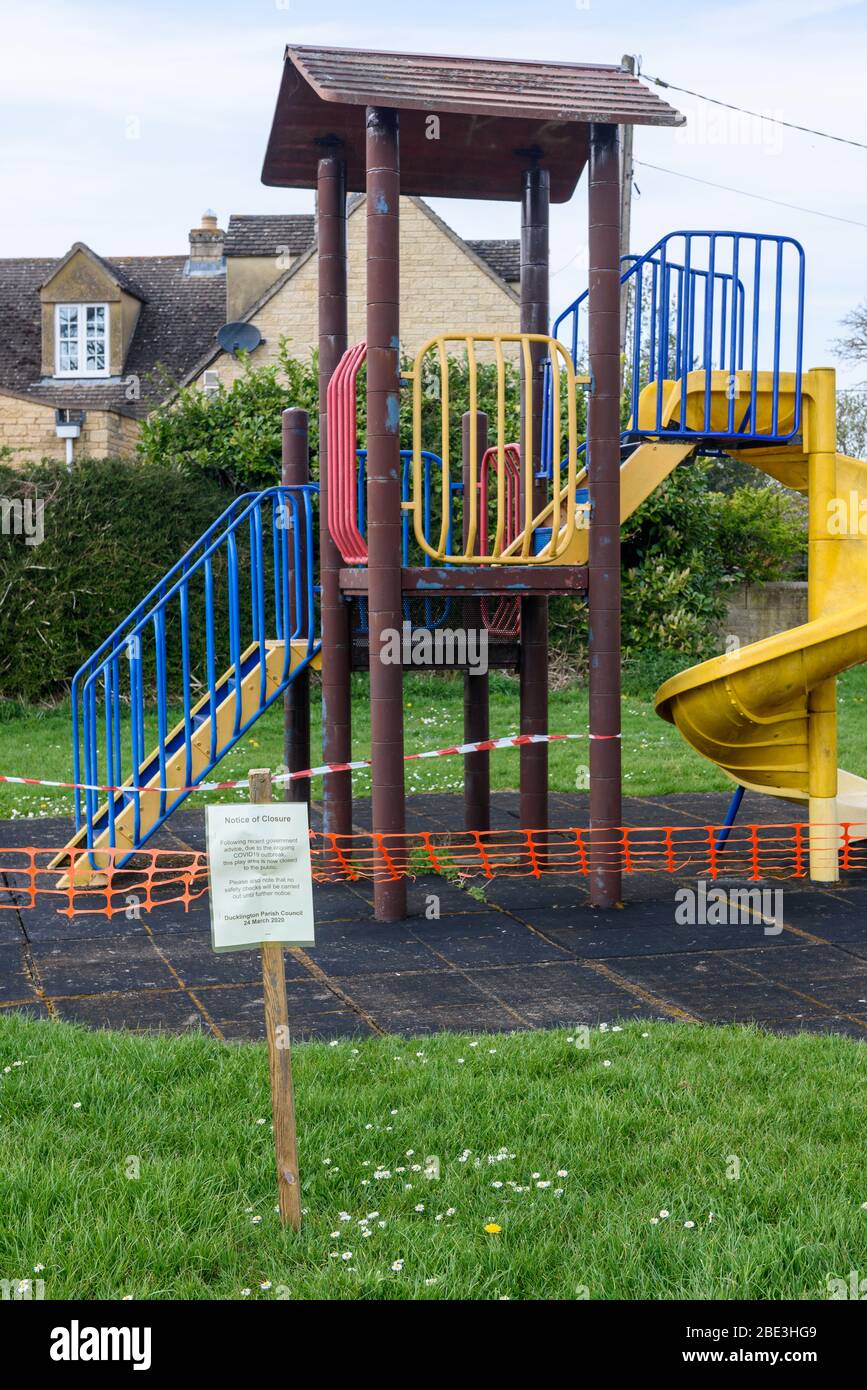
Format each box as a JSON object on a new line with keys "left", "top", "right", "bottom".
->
{"left": 217, "top": 321, "right": 263, "bottom": 356}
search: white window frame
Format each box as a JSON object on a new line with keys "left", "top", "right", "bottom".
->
{"left": 54, "top": 303, "right": 110, "bottom": 378}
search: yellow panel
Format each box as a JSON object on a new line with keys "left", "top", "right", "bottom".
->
{"left": 405, "top": 331, "right": 581, "bottom": 565}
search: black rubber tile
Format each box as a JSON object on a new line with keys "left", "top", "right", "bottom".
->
{"left": 691, "top": 991, "right": 848, "bottom": 1027}
{"left": 199, "top": 980, "right": 370, "bottom": 1040}
{"left": 150, "top": 936, "right": 275, "bottom": 989}
{"left": 651, "top": 791, "right": 793, "bottom": 825}
{"left": 28, "top": 936, "right": 179, "bottom": 998}
{"left": 305, "top": 883, "right": 380, "bottom": 922}
{"left": 149, "top": 811, "right": 205, "bottom": 852}
{"left": 835, "top": 874, "right": 867, "bottom": 895}
{"left": 609, "top": 952, "right": 830, "bottom": 1023}
{"left": 0, "top": 911, "right": 23, "bottom": 943}
{"left": 349, "top": 792, "right": 520, "bottom": 835}
{"left": 466, "top": 961, "right": 654, "bottom": 1028}
{"left": 531, "top": 916, "right": 794, "bottom": 960}
{"left": 779, "top": 898, "right": 867, "bottom": 937}
{"left": 139, "top": 898, "right": 213, "bottom": 937}
{"left": 331, "top": 969, "right": 520, "bottom": 1034}
{"left": 54, "top": 989, "right": 205, "bottom": 1033}
{"left": 481, "top": 877, "right": 589, "bottom": 912}
{"left": 836, "top": 941, "right": 867, "bottom": 963}
{"left": 305, "top": 922, "right": 446, "bottom": 978}
{"left": 20, "top": 905, "right": 153, "bottom": 945}
{"left": 0, "top": 815, "right": 72, "bottom": 848}
{"left": 728, "top": 944, "right": 867, "bottom": 1012}
{"left": 786, "top": 888, "right": 867, "bottom": 941}
{"left": 409, "top": 914, "right": 566, "bottom": 968}
{"left": 0, "top": 942, "right": 38, "bottom": 1004}
{"left": 218, "top": 1012, "right": 373, "bottom": 1043}
{"left": 607, "top": 949, "right": 777, "bottom": 990}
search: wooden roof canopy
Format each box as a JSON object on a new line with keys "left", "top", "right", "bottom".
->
{"left": 261, "top": 45, "right": 684, "bottom": 203}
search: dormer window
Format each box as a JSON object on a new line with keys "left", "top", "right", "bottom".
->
{"left": 55, "top": 303, "right": 109, "bottom": 377}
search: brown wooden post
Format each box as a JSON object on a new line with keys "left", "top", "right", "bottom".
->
{"left": 250, "top": 768, "right": 301, "bottom": 1232}
{"left": 317, "top": 154, "right": 353, "bottom": 836}
{"left": 282, "top": 407, "right": 310, "bottom": 804}
{"left": 462, "top": 409, "right": 490, "bottom": 831}
{"left": 366, "top": 106, "right": 407, "bottom": 921}
{"left": 587, "top": 123, "right": 623, "bottom": 907}
{"left": 519, "top": 165, "right": 550, "bottom": 832}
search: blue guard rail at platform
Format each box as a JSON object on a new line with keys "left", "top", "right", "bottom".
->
{"left": 542, "top": 230, "right": 806, "bottom": 478}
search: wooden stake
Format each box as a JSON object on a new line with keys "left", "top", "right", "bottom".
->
{"left": 249, "top": 768, "right": 302, "bottom": 1231}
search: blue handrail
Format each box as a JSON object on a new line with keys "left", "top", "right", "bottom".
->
{"left": 543, "top": 230, "right": 805, "bottom": 474}
{"left": 72, "top": 484, "right": 319, "bottom": 865}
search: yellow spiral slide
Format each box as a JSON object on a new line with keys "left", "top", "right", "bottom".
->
{"left": 651, "top": 368, "right": 867, "bottom": 881}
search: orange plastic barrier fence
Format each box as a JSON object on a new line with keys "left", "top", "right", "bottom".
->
{"left": 308, "top": 821, "right": 855, "bottom": 883}
{"left": 0, "top": 823, "right": 863, "bottom": 918}
{"left": 0, "top": 848, "right": 210, "bottom": 919}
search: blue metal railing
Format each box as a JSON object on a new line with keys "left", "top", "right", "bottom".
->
{"left": 72, "top": 485, "right": 319, "bottom": 864}
{"left": 354, "top": 449, "right": 462, "bottom": 632}
{"left": 543, "top": 231, "right": 805, "bottom": 472}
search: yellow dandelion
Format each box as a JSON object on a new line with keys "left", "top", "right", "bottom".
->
{"left": 484, "top": 1223, "right": 502, "bottom": 1235}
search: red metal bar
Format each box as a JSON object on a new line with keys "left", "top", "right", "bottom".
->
{"left": 366, "top": 106, "right": 407, "bottom": 920}
{"left": 318, "top": 155, "right": 354, "bottom": 840}
{"left": 519, "top": 166, "right": 550, "bottom": 832}
{"left": 326, "top": 342, "right": 368, "bottom": 563}
{"left": 282, "top": 407, "right": 311, "bottom": 805}
{"left": 587, "top": 122, "right": 623, "bottom": 907}
{"left": 345, "top": 343, "right": 367, "bottom": 554}
{"left": 462, "top": 409, "right": 490, "bottom": 831}
{"left": 326, "top": 349, "right": 351, "bottom": 561}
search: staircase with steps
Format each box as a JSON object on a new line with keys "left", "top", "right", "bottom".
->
{"left": 54, "top": 485, "right": 320, "bottom": 886}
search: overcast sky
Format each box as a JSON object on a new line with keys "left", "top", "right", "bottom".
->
{"left": 2, "top": 0, "right": 865, "bottom": 382}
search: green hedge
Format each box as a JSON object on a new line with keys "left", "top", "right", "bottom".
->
{"left": 0, "top": 458, "right": 236, "bottom": 703}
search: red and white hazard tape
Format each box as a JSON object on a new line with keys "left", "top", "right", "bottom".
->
{"left": 0, "top": 731, "right": 591, "bottom": 798}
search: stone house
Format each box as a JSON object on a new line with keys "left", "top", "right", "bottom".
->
{"left": 0, "top": 199, "right": 519, "bottom": 464}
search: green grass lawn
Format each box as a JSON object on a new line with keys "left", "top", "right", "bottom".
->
{"left": 4, "top": 663, "right": 867, "bottom": 825}
{"left": 1, "top": 1013, "right": 865, "bottom": 1301}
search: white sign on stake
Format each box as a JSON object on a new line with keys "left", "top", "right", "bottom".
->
{"left": 206, "top": 802, "right": 315, "bottom": 952}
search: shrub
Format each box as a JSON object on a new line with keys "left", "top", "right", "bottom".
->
{"left": 0, "top": 457, "right": 235, "bottom": 702}
{"left": 137, "top": 355, "right": 320, "bottom": 491}
{"left": 550, "top": 460, "right": 806, "bottom": 665}
{"left": 706, "top": 483, "right": 806, "bottom": 584}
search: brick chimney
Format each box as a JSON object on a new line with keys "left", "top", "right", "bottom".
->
{"left": 186, "top": 209, "right": 225, "bottom": 276}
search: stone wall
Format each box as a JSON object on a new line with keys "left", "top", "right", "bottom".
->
{"left": 721, "top": 581, "right": 808, "bottom": 648}
{"left": 0, "top": 392, "right": 140, "bottom": 464}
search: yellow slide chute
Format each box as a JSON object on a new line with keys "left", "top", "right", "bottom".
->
{"left": 549, "top": 365, "right": 865, "bottom": 882}
{"left": 645, "top": 368, "right": 866, "bottom": 881}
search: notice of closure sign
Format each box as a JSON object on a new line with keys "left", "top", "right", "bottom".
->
{"left": 206, "top": 803, "right": 315, "bottom": 952}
